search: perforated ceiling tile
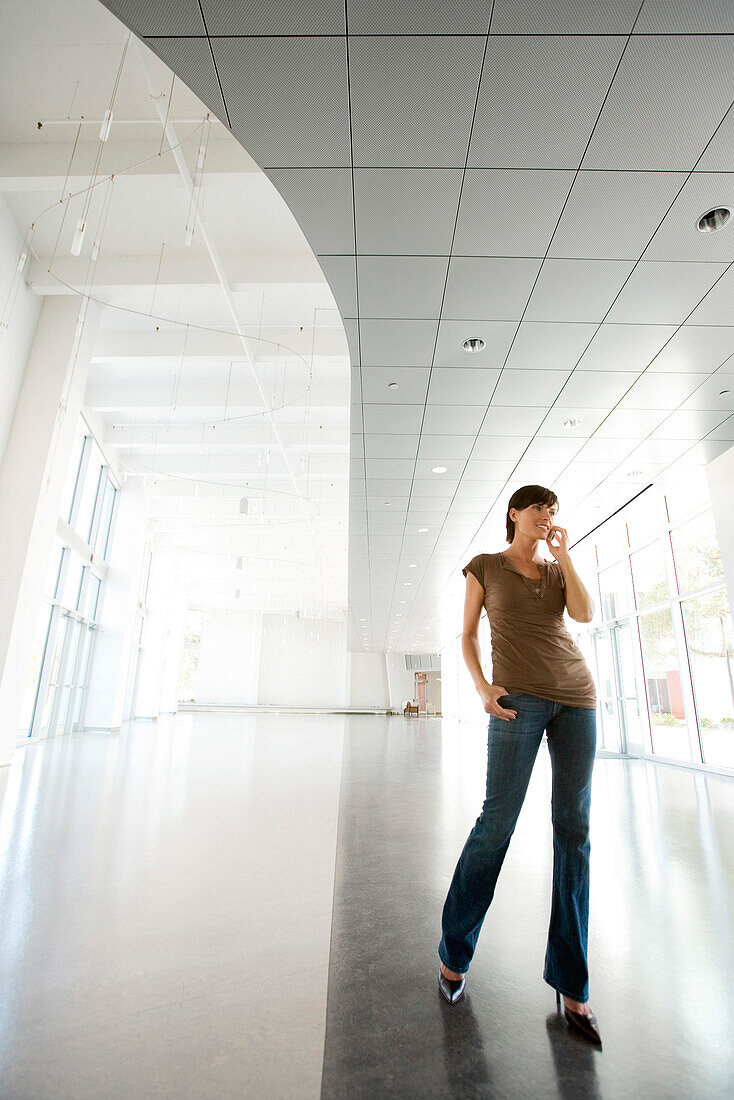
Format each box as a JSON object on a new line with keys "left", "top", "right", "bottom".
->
{"left": 443, "top": 257, "right": 542, "bottom": 320}
{"left": 453, "top": 169, "right": 574, "bottom": 257}
{"left": 360, "top": 366, "right": 430, "bottom": 404}
{"left": 548, "top": 171, "right": 688, "bottom": 261}
{"left": 696, "top": 110, "right": 734, "bottom": 172}
{"left": 100, "top": 0, "right": 205, "bottom": 36}
{"left": 422, "top": 404, "right": 485, "bottom": 434}
{"left": 349, "top": 35, "right": 485, "bottom": 167}
{"left": 201, "top": 0, "right": 344, "bottom": 34}
{"left": 426, "top": 367, "right": 500, "bottom": 405}
{"left": 644, "top": 174, "right": 734, "bottom": 263}
{"left": 145, "top": 38, "right": 229, "bottom": 126}
{"left": 577, "top": 323, "right": 676, "bottom": 372}
{"left": 480, "top": 405, "right": 547, "bottom": 437}
{"left": 211, "top": 37, "right": 350, "bottom": 168}
{"left": 620, "top": 372, "right": 709, "bottom": 411}
{"left": 680, "top": 374, "right": 734, "bottom": 412}
{"left": 490, "top": 0, "right": 641, "bottom": 33}
{"left": 265, "top": 169, "right": 354, "bottom": 253}
{"left": 357, "top": 256, "right": 448, "bottom": 319}
{"left": 525, "top": 258, "right": 635, "bottom": 323}
{"left": 582, "top": 36, "right": 734, "bottom": 171}
{"left": 647, "top": 325, "right": 734, "bottom": 374}
{"left": 346, "top": 0, "right": 490, "bottom": 34}
{"left": 353, "top": 169, "right": 462, "bottom": 255}
{"left": 504, "top": 321, "right": 598, "bottom": 371}
{"left": 605, "top": 261, "right": 729, "bottom": 325}
{"left": 359, "top": 319, "right": 438, "bottom": 366}
{"left": 317, "top": 256, "right": 357, "bottom": 317}
{"left": 434, "top": 319, "right": 517, "bottom": 367}
{"left": 557, "top": 369, "right": 634, "bottom": 408}
{"left": 468, "top": 36, "right": 625, "bottom": 169}
{"left": 417, "top": 434, "right": 476, "bottom": 460}
{"left": 364, "top": 433, "right": 420, "bottom": 459}
{"left": 635, "top": 0, "right": 734, "bottom": 33}
{"left": 492, "top": 368, "right": 572, "bottom": 406}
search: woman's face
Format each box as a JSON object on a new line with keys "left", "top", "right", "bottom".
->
{"left": 510, "top": 501, "right": 558, "bottom": 542}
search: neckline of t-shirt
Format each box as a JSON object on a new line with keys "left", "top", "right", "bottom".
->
{"left": 496, "top": 552, "right": 548, "bottom": 580}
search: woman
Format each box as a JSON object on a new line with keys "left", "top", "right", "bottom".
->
{"left": 437, "top": 484, "right": 601, "bottom": 1046}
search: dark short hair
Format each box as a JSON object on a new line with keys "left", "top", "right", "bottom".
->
{"left": 505, "top": 485, "right": 558, "bottom": 543}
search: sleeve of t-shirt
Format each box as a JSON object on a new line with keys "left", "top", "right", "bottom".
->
{"left": 461, "top": 554, "right": 485, "bottom": 590}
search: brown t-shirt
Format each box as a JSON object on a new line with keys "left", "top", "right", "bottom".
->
{"left": 463, "top": 552, "right": 596, "bottom": 709}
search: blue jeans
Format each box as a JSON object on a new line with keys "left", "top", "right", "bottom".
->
{"left": 438, "top": 692, "right": 597, "bottom": 1002}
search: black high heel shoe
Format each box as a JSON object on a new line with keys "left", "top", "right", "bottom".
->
{"left": 438, "top": 969, "right": 466, "bottom": 1004}
{"left": 555, "top": 989, "right": 602, "bottom": 1046}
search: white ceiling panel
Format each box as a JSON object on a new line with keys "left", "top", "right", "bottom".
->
{"left": 577, "top": 323, "right": 677, "bottom": 373}
{"left": 211, "top": 37, "right": 351, "bottom": 168}
{"left": 410, "top": 478, "right": 460, "bottom": 498}
{"left": 491, "top": 0, "right": 641, "bottom": 33}
{"left": 463, "top": 458, "right": 517, "bottom": 481}
{"left": 580, "top": 437, "right": 638, "bottom": 462}
{"left": 144, "top": 38, "right": 228, "bottom": 126}
{"left": 548, "top": 171, "right": 688, "bottom": 261}
{"left": 362, "top": 403, "right": 425, "bottom": 434}
{"left": 635, "top": 0, "right": 734, "bottom": 34}
{"left": 537, "top": 406, "right": 608, "bottom": 437}
{"left": 559, "top": 370, "right": 634, "bottom": 408}
{"left": 523, "top": 436, "right": 584, "bottom": 463}
{"left": 422, "top": 404, "right": 486, "bottom": 435}
{"left": 359, "top": 319, "right": 438, "bottom": 366}
{"left": 706, "top": 418, "right": 734, "bottom": 440}
{"left": 504, "top": 322, "right": 598, "bottom": 371}
{"left": 513, "top": 458, "right": 566, "bottom": 483}
{"left": 353, "top": 169, "right": 462, "bottom": 255}
{"left": 201, "top": 0, "right": 344, "bottom": 34}
{"left": 364, "top": 434, "right": 420, "bottom": 460}
{"left": 594, "top": 408, "right": 669, "bottom": 438}
{"left": 695, "top": 109, "right": 734, "bottom": 173}
{"left": 318, "top": 256, "right": 357, "bottom": 317}
{"left": 651, "top": 409, "right": 729, "bottom": 440}
{"left": 644, "top": 174, "right": 734, "bottom": 262}
{"left": 417, "top": 435, "right": 476, "bottom": 461}
{"left": 492, "top": 369, "right": 571, "bottom": 406}
{"left": 525, "top": 259, "right": 636, "bottom": 323}
{"left": 620, "top": 372, "right": 709, "bottom": 410}
{"left": 679, "top": 375, "right": 734, "bottom": 413}
{"left": 686, "top": 268, "right": 734, "bottom": 326}
{"left": 605, "top": 262, "right": 729, "bottom": 325}
{"left": 443, "top": 257, "right": 543, "bottom": 320}
{"left": 468, "top": 36, "right": 625, "bottom": 169}
{"left": 647, "top": 325, "right": 734, "bottom": 373}
{"left": 265, "top": 170, "right": 354, "bottom": 253}
{"left": 434, "top": 320, "right": 517, "bottom": 368}
{"left": 348, "top": 36, "right": 485, "bottom": 167}
{"left": 453, "top": 169, "right": 574, "bottom": 257}
{"left": 360, "top": 367, "right": 430, "bottom": 404}
{"left": 346, "top": 0, "right": 491, "bottom": 34}
{"left": 104, "top": 0, "right": 205, "bottom": 35}
{"left": 471, "top": 435, "right": 528, "bottom": 460}
{"left": 581, "top": 36, "right": 734, "bottom": 171}
{"left": 426, "top": 367, "right": 501, "bottom": 405}
{"left": 480, "top": 405, "right": 547, "bottom": 437}
{"left": 365, "top": 459, "right": 416, "bottom": 480}
{"left": 357, "top": 256, "right": 448, "bottom": 319}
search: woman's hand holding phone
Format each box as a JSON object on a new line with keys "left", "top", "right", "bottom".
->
{"left": 546, "top": 524, "right": 570, "bottom": 561}
{"left": 478, "top": 683, "right": 517, "bottom": 721}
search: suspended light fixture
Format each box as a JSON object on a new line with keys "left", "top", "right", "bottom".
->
{"left": 70, "top": 218, "right": 86, "bottom": 256}
{"left": 99, "top": 109, "right": 113, "bottom": 142}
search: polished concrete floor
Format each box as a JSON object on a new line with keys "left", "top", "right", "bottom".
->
{"left": 0, "top": 713, "right": 732, "bottom": 1098}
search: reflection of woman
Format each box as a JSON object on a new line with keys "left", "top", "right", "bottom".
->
{"left": 437, "top": 485, "right": 602, "bottom": 1046}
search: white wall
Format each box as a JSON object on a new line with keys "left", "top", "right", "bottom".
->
{"left": 0, "top": 195, "right": 42, "bottom": 468}
{"left": 259, "top": 614, "right": 347, "bottom": 707}
{"left": 195, "top": 608, "right": 262, "bottom": 706}
{"left": 385, "top": 653, "right": 414, "bottom": 710}
{"left": 349, "top": 651, "right": 388, "bottom": 708}
{"left": 134, "top": 550, "right": 183, "bottom": 719}
{"left": 707, "top": 445, "right": 734, "bottom": 633}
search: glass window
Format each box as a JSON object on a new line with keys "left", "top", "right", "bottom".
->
{"left": 624, "top": 490, "right": 659, "bottom": 550}
{"left": 599, "top": 560, "right": 632, "bottom": 620}
{"left": 79, "top": 571, "right": 101, "bottom": 621}
{"left": 18, "top": 603, "right": 53, "bottom": 736}
{"left": 94, "top": 480, "right": 116, "bottom": 559}
{"left": 671, "top": 510, "right": 724, "bottom": 594}
{"left": 630, "top": 540, "right": 669, "bottom": 610}
{"left": 73, "top": 443, "right": 103, "bottom": 543}
{"left": 44, "top": 538, "right": 65, "bottom": 599}
{"left": 593, "top": 630, "right": 621, "bottom": 752}
{"left": 638, "top": 608, "right": 693, "bottom": 762}
{"left": 663, "top": 467, "right": 711, "bottom": 525}
{"left": 681, "top": 593, "right": 734, "bottom": 770}
{"left": 594, "top": 516, "right": 628, "bottom": 569}
{"left": 60, "top": 553, "right": 84, "bottom": 611}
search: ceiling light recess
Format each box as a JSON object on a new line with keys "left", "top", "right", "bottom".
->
{"left": 697, "top": 207, "right": 731, "bottom": 233}
{"left": 431, "top": 466, "right": 448, "bottom": 474}
{"left": 562, "top": 417, "right": 583, "bottom": 430}
{"left": 462, "top": 337, "right": 485, "bottom": 353}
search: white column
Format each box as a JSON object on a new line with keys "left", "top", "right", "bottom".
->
{"left": 0, "top": 296, "right": 100, "bottom": 765}
{"left": 133, "top": 548, "right": 178, "bottom": 719}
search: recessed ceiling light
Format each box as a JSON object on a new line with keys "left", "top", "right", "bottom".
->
{"left": 432, "top": 466, "right": 448, "bottom": 474}
{"left": 626, "top": 468, "right": 644, "bottom": 478}
{"left": 403, "top": 582, "right": 412, "bottom": 586}
{"left": 417, "top": 527, "right": 428, "bottom": 532}
{"left": 697, "top": 207, "right": 731, "bottom": 233}
{"left": 384, "top": 501, "right": 391, "bottom": 506}
{"left": 388, "top": 382, "right": 400, "bottom": 390}
{"left": 562, "top": 417, "right": 583, "bottom": 429}
{"left": 409, "top": 563, "right": 417, "bottom": 568}
{"left": 462, "top": 337, "right": 485, "bottom": 353}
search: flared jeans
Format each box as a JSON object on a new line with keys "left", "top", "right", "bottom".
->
{"left": 438, "top": 692, "right": 597, "bottom": 1002}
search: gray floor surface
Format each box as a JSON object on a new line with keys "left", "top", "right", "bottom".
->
{"left": 0, "top": 712, "right": 732, "bottom": 1098}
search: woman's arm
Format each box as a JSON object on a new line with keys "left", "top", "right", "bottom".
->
{"left": 547, "top": 526, "right": 594, "bottom": 623}
{"left": 462, "top": 573, "right": 517, "bottom": 720}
